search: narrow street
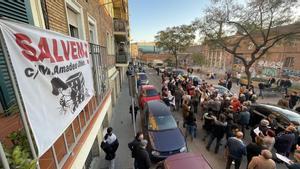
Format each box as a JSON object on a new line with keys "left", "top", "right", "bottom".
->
{"left": 98, "top": 79, "right": 137, "bottom": 169}
{"left": 144, "top": 68, "right": 287, "bottom": 169}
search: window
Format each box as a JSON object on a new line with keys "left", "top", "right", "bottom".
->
{"left": 69, "top": 25, "right": 79, "bottom": 38}
{"left": 66, "top": 0, "right": 85, "bottom": 40}
{"left": 88, "top": 16, "right": 98, "bottom": 44}
{"left": 283, "top": 57, "right": 294, "bottom": 68}
{"left": 145, "top": 89, "right": 158, "bottom": 97}
{"left": 89, "top": 23, "right": 96, "bottom": 43}
{"left": 148, "top": 115, "right": 177, "bottom": 131}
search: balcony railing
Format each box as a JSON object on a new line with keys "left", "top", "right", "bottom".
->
{"left": 116, "top": 52, "right": 128, "bottom": 64}
{"left": 113, "top": 19, "right": 127, "bottom": 33}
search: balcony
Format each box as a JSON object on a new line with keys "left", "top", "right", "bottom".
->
{"left": 113, "top": 18, "right": 128, "bottom": 36}
{"left": 116, "top": 52, "right": 128, "bottom": 64}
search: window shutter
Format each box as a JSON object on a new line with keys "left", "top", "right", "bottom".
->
{"left": 0, "top": 0, "right": 31, "bottom": 109}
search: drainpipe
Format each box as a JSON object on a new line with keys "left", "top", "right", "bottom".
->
{"left": 0, "top": 141, "right": 10, "bottom": 169}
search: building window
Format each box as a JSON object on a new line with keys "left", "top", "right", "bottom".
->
{"left": 88, "top": 16, "right": 98, "bottom": 44}
{"left": 70, "top": 25, "right": 79, "bottom": 38}
{"left": 283, "top": 57, "right": 294, "bottom": 68}
{"left": 89, "top": 23, "right": 95, "bottom": 43}
{"left": 66, "top": 0, "right": 85, "bottom": 40}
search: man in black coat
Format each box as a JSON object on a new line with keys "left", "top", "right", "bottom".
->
{"left": 128, "top": 132, "right": 144, "bottom": 169}
{"left": 135, "top": 140, "right": 151, "bottom": 169}
{"left": 100, "top": 127, "right": 119, "bottom": 169}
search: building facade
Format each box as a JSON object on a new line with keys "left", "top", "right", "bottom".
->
{"left": 0, "top": 0, "right": 129, "bottom": 169}
{"left": 200, "top": 23, "right": 300, "bottom": 79}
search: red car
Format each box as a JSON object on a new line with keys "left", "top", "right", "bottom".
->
{"left": 138, "top": 85, "right": 160, "bottom": 109}
{"left": 156, "top": 153, "right": 212, "bottom": 169}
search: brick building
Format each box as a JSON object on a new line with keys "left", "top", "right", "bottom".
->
{"left": 199, "top": 23, "right": 300, "bottom": 78}
{"left": 0, "top": 0, "right": 129, "bottom": 169}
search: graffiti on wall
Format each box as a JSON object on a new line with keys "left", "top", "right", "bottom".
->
{"left": 262, "top": 67, "right": 278, "bottom": 77}
{"left": 257, "top": 60, "right": 283, "bottom": 69}
{"left": 282, "top": 69, "right": 300, "bottom": 77}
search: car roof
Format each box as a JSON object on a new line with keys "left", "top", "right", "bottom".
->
{"left": 164, "top": 153, "right": 212, "bottom": 169}
{"left": 146, "top": 100, "right": 171, "bottom": 116}
{"left": 141, "top": 85, "right": 156, "bottom": 90}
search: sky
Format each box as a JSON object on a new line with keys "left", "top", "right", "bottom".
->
{"left": 128, "top": 0, "right": 300, "bottom": 43}
{"left": 129, "top": 0, "right": 209, "bottom": 42}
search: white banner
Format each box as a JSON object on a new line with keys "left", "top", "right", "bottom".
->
{"left": 0, "top": 19, "right": 94, "bottom": 157}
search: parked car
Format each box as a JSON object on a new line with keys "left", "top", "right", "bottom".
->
{"left": 188, "top": 75, "right": 202, "bottom": 86}
{"left": 172, "top": 69, "right": 185, "bottom": 78}
{"left": 213, "top": 85, "right": 233, "bottom": 97}
{"left": 137, "top": 73, "right": 149, "bottom": 85}
{"left": 141, "top": 100, "right": 187, "bottom": 161}
{"left": 156, "top": 153, "right": 212, "bottom": 169}
{"left": 164, "top": 67, "right": 173, "bottom": 76}
{"left": 249, "top": 104, "right": 300, "bottom": 132}
{"left": 138, "top": 85, "right": 161, "bottom": 110}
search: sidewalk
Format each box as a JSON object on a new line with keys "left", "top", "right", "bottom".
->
{"left": 93, "top": 80, "right": 138, "bottom": 169}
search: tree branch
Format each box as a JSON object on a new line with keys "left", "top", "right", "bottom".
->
{"left": 227, "top": 21, "right": 258, "bottom": 48}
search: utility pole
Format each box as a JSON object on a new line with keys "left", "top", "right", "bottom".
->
{"left": 128, "top": 73, "right": 137, "bottom": 135}
{"left": 0, "top": 141, "right": 10, "bottom": 169}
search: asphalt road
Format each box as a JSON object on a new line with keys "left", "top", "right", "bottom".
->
{"left": 145, "top": 68, "right": 287, "bottom": 169}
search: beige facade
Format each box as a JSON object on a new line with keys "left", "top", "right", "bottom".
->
{"left": 201, "top": 23, "right": 300, "bottom": 78}
{"left": 0, "top": 1, "right": 128, "bottom": 169}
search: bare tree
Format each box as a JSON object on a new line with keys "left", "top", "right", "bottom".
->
{"left": 155, "top": 25, "right": 195, "bottom": 68}
{"left": 194, "top": 0, "right": 300, "bottom": 86}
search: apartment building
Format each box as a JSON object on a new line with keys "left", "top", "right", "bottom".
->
{"left": 200, "top": 23, "right": 300, "bottom": 78}
{"left": 113, "top": 0, "right": 130, "bottom": 89}
{"left": 0, "top": 0, "right": 128, "bottom": 169}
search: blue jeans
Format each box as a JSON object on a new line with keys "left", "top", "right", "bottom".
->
{"left": 186, "top": 125, "right": 196, "bottom": 138}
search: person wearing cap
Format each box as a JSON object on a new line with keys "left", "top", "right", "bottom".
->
{"left": 287, "top": 145, "right": 300, "bottom": 169}
{"left": 135, "top": 140, "right": 151, "bottom": 169}
{"left": 251, "top": 119, "right": 270, "bottom": 143}
{"left": 101, "top": 127, "right": 119, "bottom": 169}
{"left": 248, "top": 149, "right": 276, "bottom": 169}
{"left": 274, "top": 126, "right": 296, "bottom": 157}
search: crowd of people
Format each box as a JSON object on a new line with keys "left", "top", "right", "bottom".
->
{"left": 101, "top": 65, "right": 300, "bottom": 169}
{"left": 157, "top": 70, "right": 300, "bottom": 169}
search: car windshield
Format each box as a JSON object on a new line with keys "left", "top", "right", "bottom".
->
{"left": 263, "top": 105, "right": 300, "bottom": 123}
{"left": 174, "top": 70, "right": 184, "bottom": 75}
{"left": 139, "top": 74, "right": 147, "bottom": 80}
{"left": 215, "top": 86, "right": 226, "bottom": 93}
{"left": 145, "top": 89, "right": 158, "bottom": 97}
{"left": 148, "top": 115, "right": 177, "bottom": 131}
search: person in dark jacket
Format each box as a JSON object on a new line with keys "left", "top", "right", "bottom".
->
{"left": 185, "top": 111, "right": 197, "bottom": 141}
{"left": 129, "top": 104, "right": 139, "bottom": 123}
{"left": 251, "top": 119, "right": 270, "bottom": 143}
{"left": 202, "top": 111, "right": 216, "bottom": 141}
{"left": 275, "top": 126, "right": 296, "bottom": 157}
{"left": 206, "top": 114, "right": 227, "bottom": 153}
{"left": 225, "top": 131, "right": 247, "bottom": 169}
{"left": 226, "top": 78, "right": 233, "bottom": 91}
{"left": 128, "top": 132, "right": 144, "bottom": 169}
{"left": 290, "top": 92, "right": 300, "bottom": 109}
{"left": 135, "top": 140, "right": 151, "bottom": 169}
{"left": 101, "top": 127, "right": 119, "bottom": 169}
{"left": 191, "top": 90, "right": 201, "bottom": 114}
{"left": 246, "top": 136, "right": 264, "bottom": 165}
{"left": 239, "top": 106, "right": 250, "bottom": 135}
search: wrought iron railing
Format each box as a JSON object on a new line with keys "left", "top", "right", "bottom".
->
{"left": 89, "top": 43, "right": 109, "bottom": 104}
{"left": 113, "top": 19, "right": 126, "bottom": 32}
